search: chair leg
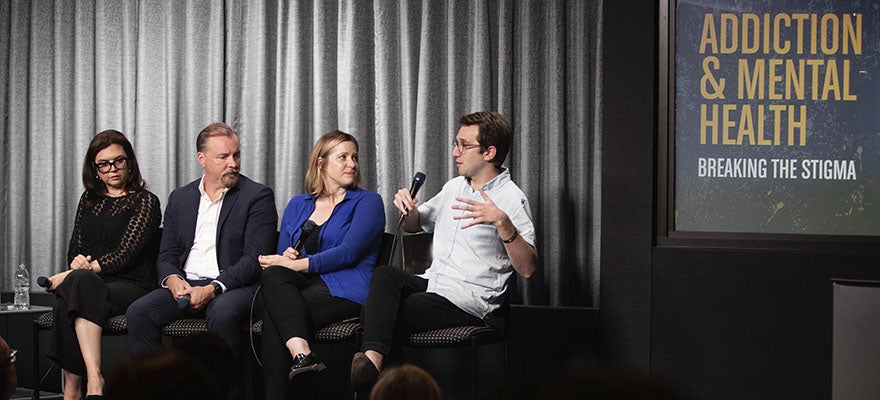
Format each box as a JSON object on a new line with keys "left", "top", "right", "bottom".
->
{"left": 32, "top": 325, "right": 41, "bottom": 400}
{"left": 504, "top": 336, "right": 510, "bottom": 380}
{"left": 471, "top": 338, "right": 479, "bottom": 399}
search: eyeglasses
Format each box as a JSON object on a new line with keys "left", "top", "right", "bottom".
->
{"left": 452, "top": 141, "right": 482, "bottom": 153}
{"left": 95, "top": 157, "right": 128, "bottom": 173}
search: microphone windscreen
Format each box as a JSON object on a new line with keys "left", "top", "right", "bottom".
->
{"left": 292, "top": 219, "right": 319, "bottom": 252}
{"left": 301, "top": 220, "right": 318, "bottom": 236}
{"left": 398, "top": 172, "right": 428, "bottom": 227}
{"left": 410, "top": 172, "right": 427, "bottom": 197}
{"left": 37, "top": 276, "right": 51, "bottom": 288}
{"left": 178, "top": 295, "right": 191, "bottom": 309}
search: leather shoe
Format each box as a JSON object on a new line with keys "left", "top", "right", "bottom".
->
{"left": 350, "top": 352, "right": 379, "bottom": 399}
{"left": 288, "top": 353, "right": 326, "bottom": 381}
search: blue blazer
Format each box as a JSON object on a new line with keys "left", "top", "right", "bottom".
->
{"left": 156, "top": 175, "right": 278, "bottom": 290}
{"left": 279, "top": 188, "right": 385, "bottom": 304}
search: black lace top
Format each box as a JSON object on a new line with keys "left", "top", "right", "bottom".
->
{"left": 67, "top": 190, "right": 162, "bottom": 290}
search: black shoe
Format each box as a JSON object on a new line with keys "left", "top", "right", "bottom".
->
{"left": 350, "top": 352, "right": 379, "bottom": 399}
{"left": 288, "top": 353, "right": 326, "bottom": 381}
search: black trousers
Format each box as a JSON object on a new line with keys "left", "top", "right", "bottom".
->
{"left": 259, "top": 266, "right": 360, "bottom": 400}
{"left": 360, "top": 265, "right": 483, "bottom": 357}
{"left": 48, "top": 269, "right": 148, "bottom": 375}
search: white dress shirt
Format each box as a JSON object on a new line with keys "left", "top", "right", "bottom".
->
{"left": 183, "top": 176, "right": 227, "bottom": 282}
{"left": 418, "top": 169, "right": 536, "bottom": 318}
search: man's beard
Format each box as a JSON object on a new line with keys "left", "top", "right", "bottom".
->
{"left": 221, "top": 169, "right": 240, "bottom": 188}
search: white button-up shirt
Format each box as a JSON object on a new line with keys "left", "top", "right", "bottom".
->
{"left": 182, "top": 176, "right": 228, "bottom": 281}
{"left": 418, "top": 169, "right": 535, "bottom": 318}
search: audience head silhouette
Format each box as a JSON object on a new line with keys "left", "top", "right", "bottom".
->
{"left": 369, "top": 364, "right": 442, "bottom": 400}
{"left": 105, "top": 349, "right": 227, "bottom": 400}
{"left": 0, "top": 336, "right": 16, "bottom": 400}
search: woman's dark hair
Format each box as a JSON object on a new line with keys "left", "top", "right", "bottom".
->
{"left": 81, "top": 130, "right": 146, "bottom": 206}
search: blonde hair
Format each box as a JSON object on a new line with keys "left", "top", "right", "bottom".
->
{"left": 304, "top": 130, "right": 361, "bottom": 196}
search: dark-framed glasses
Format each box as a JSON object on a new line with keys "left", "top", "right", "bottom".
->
{"left": 452, "top": 141, "right": 482, "bottom": 153}
{"left": 95, "top": 157, "right": 128, "bottom": 173}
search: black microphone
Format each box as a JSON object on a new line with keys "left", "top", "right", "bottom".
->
{"left": 178, "top": 294, "right": 191, "bottom": 309}
{"left": 397, "top": 172, "right": 427, "bottom": 226}
{"left": 37, "top": 276, "right": 51, "bottom": 288}
{"left": 292, "top": 220, "right": 319, "bottom": 252}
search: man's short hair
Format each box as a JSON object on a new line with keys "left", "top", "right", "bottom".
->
{"left": 196, "top": 122, "right": 238, "bottom": 153}
{"left": 459, "top": 111, "right": 512, "bottom": 170}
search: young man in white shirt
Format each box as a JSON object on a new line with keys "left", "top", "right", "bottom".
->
{"left": 351, "top": 111, "right": 538, "bottom": 398}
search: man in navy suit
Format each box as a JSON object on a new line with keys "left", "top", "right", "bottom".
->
{"left": 127, "top": 122, "right": 277, "bottom": 357}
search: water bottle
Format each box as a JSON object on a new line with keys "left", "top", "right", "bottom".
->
{"left": 13, "top": 263, "right": 30, "bottom": 310}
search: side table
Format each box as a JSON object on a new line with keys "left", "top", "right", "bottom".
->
{"left": 0, "top": 304, "right": 55, "bottom": 399}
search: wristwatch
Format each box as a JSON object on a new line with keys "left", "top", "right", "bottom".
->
{"left": 211, "top": 281, "right": 222, "bottom": 296}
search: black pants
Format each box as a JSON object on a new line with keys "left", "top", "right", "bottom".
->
{"left": 260, "top": 266, "right": 360, "bottom": 400}
{"left": 48, "top": 269, "right": 148, "bottom": 375}
{"left": 360, "top": 265, "right": 484, "bottom": 357}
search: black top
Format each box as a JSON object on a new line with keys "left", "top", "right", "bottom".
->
{"left": 67, "top": 190, "right": 162, "bottom": 290}
{"left": 303, "top": 223, "right": 323, "bottom": 256}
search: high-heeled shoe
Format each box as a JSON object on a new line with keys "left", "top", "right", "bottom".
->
{"left": 350, "top": 352, "right": 379, "bottom": 399}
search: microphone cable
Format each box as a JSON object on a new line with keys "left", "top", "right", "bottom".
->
{"left": 248, "top": 284, "right": 263, "bottom": 368}
{"left": 249, "top": 221, "right": 317, "bottom": 367}
{"left": 389, "top": 220, "right": 404, "bottom": 270}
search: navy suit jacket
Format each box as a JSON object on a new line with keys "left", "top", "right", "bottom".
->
{"left": 156, "top": 174, "right": 278, "bottom": 290}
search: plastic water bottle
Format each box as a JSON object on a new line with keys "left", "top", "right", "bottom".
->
{"left": 13, "top": 263, "right": 29, "bottom": 310}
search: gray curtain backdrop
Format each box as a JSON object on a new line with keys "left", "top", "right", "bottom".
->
{"left": 0, "top": 0, "right": 600, "bottom": 307}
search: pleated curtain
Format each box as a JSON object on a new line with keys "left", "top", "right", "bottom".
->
{"left": 0, "top": 0, "right": 601, "bottom": 307}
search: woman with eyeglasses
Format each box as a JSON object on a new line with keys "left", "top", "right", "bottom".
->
{"left": 257, "top": 130, "right": 385, "bottom": 399}
{"left": 42, "top": 130, "right": 161, "bottom": 400}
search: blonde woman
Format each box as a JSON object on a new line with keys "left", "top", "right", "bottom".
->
{"left": 258, "top": 130, "right": 385, "bottom": 399}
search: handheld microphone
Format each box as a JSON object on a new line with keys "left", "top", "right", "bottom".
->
{"left": 292, "top": 220, "right": 319, "bottom": 252}
{"left": 397, "top": 172, "right": 427, "bottom": 226}
{"left": 37, "top": 276, "right": 51, "bottom": 288}
{"left": 178, "top": 294, "right": 191, "bottom": 309}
